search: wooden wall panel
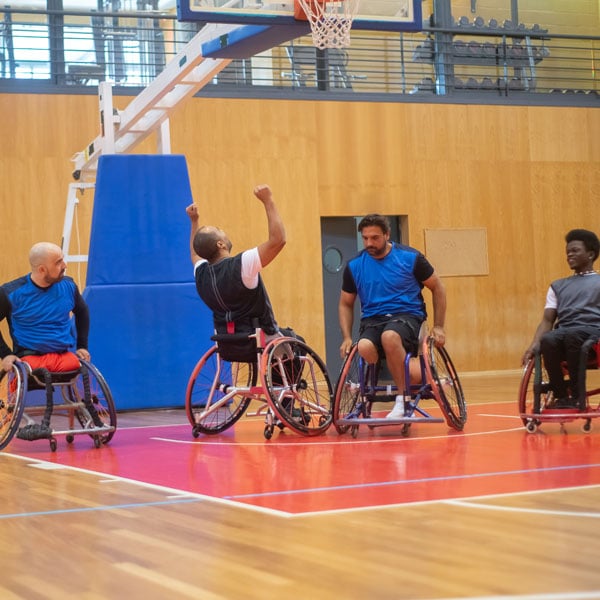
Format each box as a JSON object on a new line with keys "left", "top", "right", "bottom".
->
{"left": 0, "top": 93, "right": 599, "bottom": 374}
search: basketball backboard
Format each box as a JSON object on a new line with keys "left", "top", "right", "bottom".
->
{"left": 177, "top": 0, "right": 422, "bottom": 33}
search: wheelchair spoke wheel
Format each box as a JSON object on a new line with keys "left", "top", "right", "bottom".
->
{"left": 264, "top": 339, "right": 333, "bottom": 436}
{"left": 0, "top": 364, "right": 27, "bottom": 450}
{"left": 425, "top": 340, "right": 467, "bottom": 430}
{"left": 332, "top": 345, "right": 363, "bottom": 434}
{"left": 186, "top": 346, "right": 255, "bottom": 435}
{"left": 69, "top": 360, "right": 117, "bottom": 445}
{"left": 518, "top": 358, "right": 551, "bottom": 426}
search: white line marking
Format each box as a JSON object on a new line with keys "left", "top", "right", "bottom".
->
{"left": 1, "top": 452, "right": 293, "bottom": 518}
{"left": 447, "top": 498, "right": 600, "bottom": 518}
{"left": 149, "top": 425, "right": 524, "bottom": 446}
{"left": 425, "top": 592, "right": 600, "bottom": 600}
{"left": 29, "top": 462, "right": 68, "bottom": 470}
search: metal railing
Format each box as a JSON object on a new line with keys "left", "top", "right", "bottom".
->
{"left": 1, "top": 6, "right": 598, "bottom": 105}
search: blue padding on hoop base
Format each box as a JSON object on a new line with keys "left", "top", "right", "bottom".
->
{"left": 84, "top": 155, "right": 213, "bottom": 409}
{"left": 83, "top": 283, "right": 213, "bottom": 410}
{"left": 87, "top": 155, "right": 193, "bottom": 286}
{"left": 201, "top": 24, "right": 309, "bottom": 59}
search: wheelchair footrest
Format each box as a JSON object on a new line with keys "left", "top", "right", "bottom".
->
{"left": 16, "top": 423, "right": 53, "bottom": 441}
{"left": 521, "top": 410, "right": 600, "bottom": 420}
{"left": 50, "top": 424, "right": 114, "bottom": 436}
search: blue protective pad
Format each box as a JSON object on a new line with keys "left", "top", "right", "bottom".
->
{"left": 83, "top": 283, "right": 213, "bottom": 410}
{"left": 84, "top": 155, "right": 214, "bottom": 409}
{"left": 87, "top": 155, "right": 193, "bottom": 286}
{"left": 201, "top": 24, "right": 309, "bottom": 59}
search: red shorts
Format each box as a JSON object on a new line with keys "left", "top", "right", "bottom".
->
{"left": 21, "top": 352, "right": 81, "bottom": 373}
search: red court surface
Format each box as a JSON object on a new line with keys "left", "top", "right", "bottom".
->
{"left": 6, "top": 400, "right": 600, "bottom": 515}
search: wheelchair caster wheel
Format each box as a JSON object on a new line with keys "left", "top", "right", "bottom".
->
{"left": 351, "top": 425, "right": 359, "bottom": 439}
{"left": 66, "top": 434, "right": 74, "bottom": 444}
{"left": 50, "top": 438, "right": 57, "bottom": 452}
{"left": 525, "top": 420, "right": 538, "bottom": 433}
{"left": 264, "top": 425, "right": 273, "bottom": 440}
{"left": 582, "top": 420, "right": 592, "bottom": 433}
{"left": 401, "top": 423, "right": 411, "bottom": 437}
{"left": 192, "top": 426, "right": 200, "bottom": 438}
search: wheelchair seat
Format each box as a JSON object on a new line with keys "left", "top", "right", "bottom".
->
{"left": 211, "top": 331, "right": 258, "bottom": 364}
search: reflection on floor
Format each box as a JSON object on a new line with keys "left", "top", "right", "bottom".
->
{"left": 8, "top": 370, "right": 600, "bottom": 515}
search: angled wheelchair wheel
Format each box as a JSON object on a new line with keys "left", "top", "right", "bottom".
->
{"left": 186, "top": 346, "right": 255, "bottom": 435}
{"left": 425, "top": 339, "right": 467, "bottom": 431}
{"left": 0, "top": 363, "right": 27, "bottom": 450}
{"left": 332, "top": 345, "right": 363, "bottom": 434}
{"left": 518, "top": 358, "right": 551, "bottom": 428}
{"left": 263, "top": 338, "right": 333, "bottom": 436}
{"left": 69, "top": 360, "right": 117, "bottom": 445}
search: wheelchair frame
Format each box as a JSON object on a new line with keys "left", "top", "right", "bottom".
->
{"left": 518, "top": 339, "right": 600, "bottom": 433}
{"left": 185, "top": 328, "right": 333, "bottom": 439}
{"left": 0, "top": 358, "right": 116, "bottom": 452}
{"left": 333, "top": 329, "right": 467, "bottom": 437}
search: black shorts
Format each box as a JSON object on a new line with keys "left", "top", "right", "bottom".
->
{"left": 359, "top": 313, "right": 423, "bottom": 356}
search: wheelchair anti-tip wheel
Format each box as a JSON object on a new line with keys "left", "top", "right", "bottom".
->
{"left": 332, "top": 344, "right": 363, "bottom": 434}
{"left": 67, "top": 359, "right": 117, "bottom": 445}
{"left": 263, "top": 338, "right": 333, "bottom": 436}
{"left": 425, "top": 339, "right": 467, "bottom": 431}
{"left": 0, "top": 363, "right": 27, "bottom": 450}
{"left": 186, "top": 346, "right": 256, "bottom": 435}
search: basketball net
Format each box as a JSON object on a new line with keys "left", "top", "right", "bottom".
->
{"left": 294, "top": 0, "right": 361, "bottom": 49}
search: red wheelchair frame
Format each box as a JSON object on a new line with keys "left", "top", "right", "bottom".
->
{"left": 518, "top": 337, "right": 600, "bottom": 433}
{"left": 185, "top": 327, "right": 333, "bottom": 440}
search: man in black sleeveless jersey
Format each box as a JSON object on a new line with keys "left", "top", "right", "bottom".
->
{"left": 523, "top": 229, "right": 600, "bottom": 408}
{"left": 186, "top": 184, "right": 285, "bottom": 339}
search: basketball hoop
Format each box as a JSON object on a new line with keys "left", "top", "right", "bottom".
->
{"left": 294, "top": 0, "right": 360, "bottom": 49}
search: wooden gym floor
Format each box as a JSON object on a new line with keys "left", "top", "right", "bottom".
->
{"left": 1, "top": 371, "right": 600, "bottom": 599}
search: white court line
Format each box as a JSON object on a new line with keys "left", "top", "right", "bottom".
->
{"left": 478, "top": 413, "right": 521, "bottom": 419}
{"left": 150, "top": 425, "right": 525, "bottom": 446}
{"left": 446, "top": 498, "right": 600, "bottom": 518}
{"left": 426, "top": 592, "right": 600, "bottom": 600}
{"left": 0, "top": 452, "right": 293, "bottom": 519}
{"left": 297, "top": 483, "right": 600, "bottom": 517}
{"left": 3, "top": 451, "right": 600, "bottom": 520}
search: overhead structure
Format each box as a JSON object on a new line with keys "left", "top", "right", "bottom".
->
{"left": 63, "top": 20, "right": 305, "bottom": 263}
{"left": 70, "top": 23, "right": 239, "bottom": 183}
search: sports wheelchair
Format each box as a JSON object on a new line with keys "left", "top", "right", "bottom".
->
{"left": 333, "top": 325, "right": 467, "bottom": 437}
{"left": 518, "top": 337, "right": 600, "bottom": 433}
{"left": 185, "top": 327, "right": 333, "bottom": 439}
{"left": 0, "top": 358, "right": 116, "bottom": 452}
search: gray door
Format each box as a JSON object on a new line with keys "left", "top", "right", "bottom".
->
{"left": 320, "top": 216, "right": 404, "bottom": 379}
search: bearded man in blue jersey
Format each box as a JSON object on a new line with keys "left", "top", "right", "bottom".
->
{"left": 338, "top": 214, "right": 447, "bottom": 419}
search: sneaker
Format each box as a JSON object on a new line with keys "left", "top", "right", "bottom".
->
{"left": 386, "top": 402, "right": 405, "bottom": 419}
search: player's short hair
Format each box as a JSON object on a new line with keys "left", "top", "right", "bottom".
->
{"left": 193, "top": 227, "right": 221, "bottom": 261}
{"left": 565, "top": 229, "right": 600, "bottom": 261}
{"left": 357, "top": 214, "right": 390, "bottom": 235}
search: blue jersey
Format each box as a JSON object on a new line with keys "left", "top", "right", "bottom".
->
{"left": 0, "top": 274, "right": 89, "bottom": 357}
{"left": 342, "top": 243, "right": 434, "bottom": 319}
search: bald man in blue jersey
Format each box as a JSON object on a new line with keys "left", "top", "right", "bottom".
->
{"left": 0, "top": 242, "right": 90, "bottom": 374}
{"left": 339, "top": 214, "right": 447, "bottom": 419}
